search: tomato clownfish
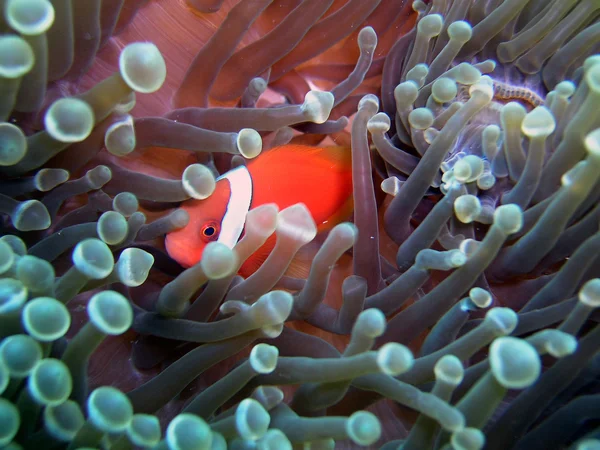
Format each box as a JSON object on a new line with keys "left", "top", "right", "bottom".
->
{"left": 165, "top": 144, "right": 353, "bottom": 278}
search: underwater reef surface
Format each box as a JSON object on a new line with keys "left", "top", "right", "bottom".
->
{"left": 1, "top": 0, "right": 600, "bottom": 448}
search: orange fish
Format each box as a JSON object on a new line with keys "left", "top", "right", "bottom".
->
{"left": 165, "top": 144, "right": 354, "bottom": 278}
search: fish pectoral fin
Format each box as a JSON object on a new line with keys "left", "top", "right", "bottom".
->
{"left": 284, "top": 257, "right": 312, "bottom": 280}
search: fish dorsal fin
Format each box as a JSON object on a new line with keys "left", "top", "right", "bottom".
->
{"left": 251, "top": 144, "right": 352, "bottom": 171}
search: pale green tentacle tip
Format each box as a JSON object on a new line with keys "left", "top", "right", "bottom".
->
{"left": 584, "top": 59, "right": 600, "bottom": 93}
{"left": 554, "top": 80, "right": 575, "bottom": 98}
{"left": 0, "top": 398, "right": 20, "bottom": 447}
{"left": 237, "top": 128, "right": 262, "bottom": 159}
{"left": 127, "top": 414, "right": 161, "bottom": 448}
{"left": 424, "top": 127, "right": 439, "bottom": 145}
{"left": 277, "top": 203, "right": 318, "bottom": 243}
{"left": 97, "top": 210, "right": 128, "bottom": 245}
{"left": 406, "top": 64, "right": 429, "bottom": 86}
{"left": 454, "top": 194, "right": 481, "bottom": 223}
{"left": 0, "top": 35, "right": 34, "bottom": 78}
{"left": 522, "top": 106, "right": 556, "bottom": 138}
{"left": 485, "top": 307, "right": 518, "bottom": 337}
{"left": 87, "top": 290, "right": 133, "bottom": 335}
{"left": 489, "top": 337, "right": 541, "bottom": 389}
{"left": 0, "top": 123, "right": 27, "bottom": 166}
{"left": 87, "top": 386, "right": 134, "bottom": 433}
{"left": 358, "top": 93, "right": 380, "bottom": 114}
{"left": 182, "top": 163, "right": 216, "bottom": 200}
{"left": 13, "top": 199, "right": 51, "bottom": 231}
{"left": 394, "top": 81, "right": 419, "bottom": 104}
{"left": 119, "top": 42, "right": 167, "bottom": 94}
{"left": 381, "top": 176, "right": 402, "bottom": 197}
{"left": 354, "top": 308, "right": 386, "bottom": 339}
{"left": 167, "top": 414, "right": 212, "bottom": 450}
{"left": 0, "top": 278, "right": 27, "bottom": 314}
{"left": 408, "top": 107, "right": 434, "bottom": 130}
{"left": 332, "top": 222, "right": 358, "bottom": 247}
{"left": 500, "top": 102, "right": 527, "bottom": 124}
{"left": 356, "top": 27, "right": 377, "bottom": 56}
{"left": 302, "top": 90, "right": 334, "bottom": 124}
{"left": 72, "top": 238, "right": 114, "bottom": 279}
{"left": 578, "top": 278, "right": 600, "bottom": 307}
{"left": 576, "top": 439, "right": 600, "bottom": 450}
{"left": 584, "top": 128, "right": 600, "bottom": 158}
{"left": 454, "top": 155, "right": 484, "bottom": 183}
{"left": 478, "top": 75, "right": 494, "bottom": 87}
{"left": 257, "top": 428, "right": 292, "bottom": 450}
{"left": 1, "top": 235, "right": 26, "bottom": 256}
{"left": 451, "top": 427, "right": 485, "bottom": 450}
{"left": 5, "top": 0, "right": 55, "bottom": 35}
{"left": 220, "top": 299, "right": 251, "bottom": 318}
{"left": 248, "top": 77, "right": 267, "bottom": 96}
{"left": 448, "top": 20, "right": 472, "bottom": 43}
{"left": 418, "top": 13, "right": 444, "bottom": 37}
{"left": 531, "top": 329, "right": 577, "bottom": 358}
{"left": 367, "top": 112, "right": 391, "bottom": 134}
{"left": 412, "top": 0, "right": 427, "bottom": 13}
{"left": 43, "top": 400, "right": 85, "bottom": 441}
{"left": 548, "top": 332, "right": 577, "bottom": 358}
{"left": 250, "top": 344, "right": 279, "bottom": 374}
{"left": 477, "top": 172, "right": 495, "bottom": 190}
{"left": 493, "top": 204, "right": 523, "bottom": 235}
{"left": 167, "top": 209, "right": 190, "bottom": 233}
{"left": 105, "top": 115, "right": 136, "bottom": 157}
{"left": 22, "top": 296, "right": 70, "bottom": 342}
{"left": 377, "top": 343, "right": 414, "bottom": 376}
{"left": 235, "top": 398, "right": 270, "bottom": 441}
{"left": 561, "top": 161, "right": 589, "bottom": 187}
{"left": 483, "top": 124, "right": 501, "bottom": 141}
{"left": 583, "top": 55, "right": 600, "bottom": 72}
{"left": 469, "top": 80, "right": 493, "bottom": 101}
{"left": 207, "top": 432, "right": 226, "bottom": 450}
{"left": 245, "top": 202, "right": 279, "bottom": 238}
{"left": 45, "top": 98, "right": 95, "bottom": 143}
{"left": 454, "top": 63, "right": 481, "bottom": 85}
{"left": 85, "top": 165, "right": 112, "bottom": 190}
{"left": 0, "top": 333, "right": 42, "bottom": 377}
{"left": 112, "top": 192, "right": 138, "bottom": 217}
{"left": 434, "top": 354, "right": 464, "bottom": 387}
{"left": 34, "top": 168, "right": 70, "bottom": 191}
{"left": 0, "top": 240, "right": 14, "bottom": 274}
{"left": 16, "top": 255, "right": 55, "bottom": 294}
{"left": 249, "top": 290, "right": 294, "bottom": 328}
{"left": 468, "top": 287, "right": 492, "bottom": 308}
{"left": 432, "top": 78, "right": 458, "bottom": 103}
{"left": 28, "top": 358, "right": 72, "bottom": 406}
{"left": 346, "top": 411, "right": 381, "bottom": 446}
{"left": 114, "top": 91, "right": 137, "bottom": 115}
{"left": 419, "top": 248, "right": 466, "bottom": 270}
{"left": 115, "top": 247, "right": 154, "bottom": 287}
{"left": 200, "top": 241, "right": 238, "bottom": 280}
{"left": 251, "top": 386, "right": 284, "bottom": 410}
{"left": 458, "top": 239, "right": 479, "bottom": 258}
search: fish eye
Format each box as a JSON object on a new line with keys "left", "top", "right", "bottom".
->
{"left": 201, "top": 224, "right": 218, "bottom": 240}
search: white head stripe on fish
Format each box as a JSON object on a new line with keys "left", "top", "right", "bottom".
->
{"left": 216, "top": 165, "right": 253, "bottom": 249}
